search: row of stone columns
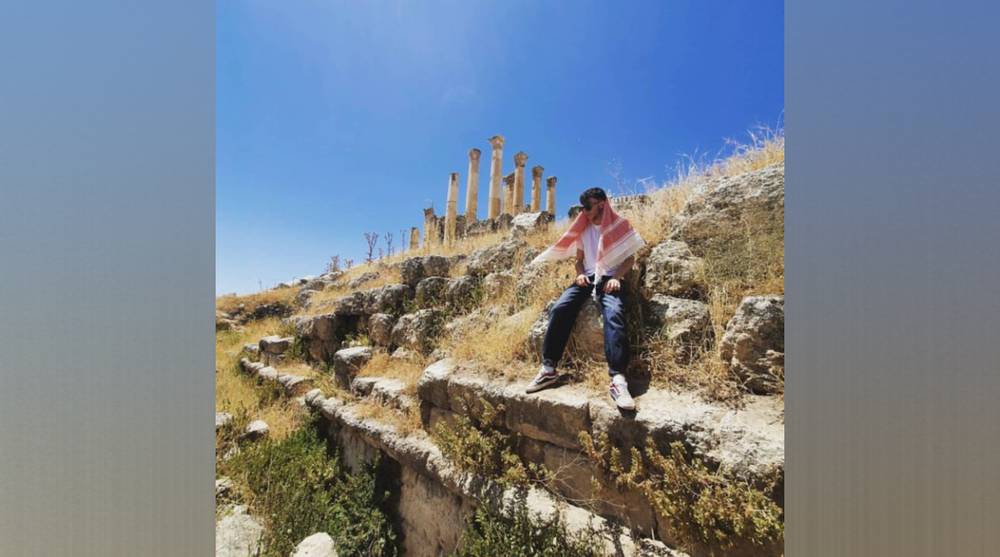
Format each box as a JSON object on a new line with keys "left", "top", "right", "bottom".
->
{"left": 429, "top": 134, "right": 558, "bottom": 248}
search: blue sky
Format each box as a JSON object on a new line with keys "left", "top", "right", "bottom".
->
{"left": 217, "top": 1, "right": 783, "bottom": 295}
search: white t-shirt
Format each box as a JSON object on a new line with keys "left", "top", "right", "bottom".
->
{"left": 577, "top": 223, "right": 619, "bottom": 277}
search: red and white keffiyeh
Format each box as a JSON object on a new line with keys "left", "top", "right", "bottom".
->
{"left": 530, "top": 199, "right": 645, "bottom": 284}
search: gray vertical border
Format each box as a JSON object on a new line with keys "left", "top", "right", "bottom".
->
{"left": 788, "top": 2, "right": 1000, "bottom": 555}
{"left": 0, "top": 2, "right": 214, "bottom": 555}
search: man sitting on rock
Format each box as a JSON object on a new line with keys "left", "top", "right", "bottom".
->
{"left": 525, "top": 188, "right": 646, "bottom": 410}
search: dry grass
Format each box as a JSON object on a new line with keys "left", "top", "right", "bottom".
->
{"left": 355, "top": 352, "right": 428, "bottom": 391}
{"left": 216, "top": 286, "right": 297, "bottom": 316}
{"left": 215, "top": 318, "right": 308, "bottom": 442}
{"left": 351, "top": 400, "right": 424, "bottom": 437}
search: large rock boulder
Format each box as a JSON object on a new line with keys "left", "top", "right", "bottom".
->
{"left": 671, "top": 163, "right": 784, "bottom": 253}
{"left": 391, "top": 309, "right": 444, "bottom": 354}
{"left": 215, "top": 505, "right": 263, "bottom": 557}
{"left": 719, "top": 295, "right": 784, "bottom": 394}
{"left": 346, "top": 270, "right": 378, "bottom": 289}
{"left": 481, "top": 271, "right": 515, "bottom": 300}
{"left": 400, "top": 255, "right": 451, "bottom": 287}
{"left": 367, "top": 313, "right": 397, "bottom": 347}
{"left": 646, "top": 295, "right": 713, "bottom": 362}
{"left": 466, "top": 238, "right": 527, "bottom": 277}
{"left": 258, "top": 335, "right": 291, "bottom": 355}
{"left": 446, "top": 275, "right": 481, "bottom": 311}
{"left": 332, "top": 346, "right": 374, "bottom": 388}
{"left": 291, "top": 313, "right": 343, "bottom": 363}
{"left": 291, "top": 532, "right": 338, "bottom": 557}
{"left": 364, "top": 284, "right": 412, "bottom": 315}
{"left": 509, "top": 211, "right": 553, "bottom": 238}
{"left": 642, "top": 240, "right": 705, "bottom": 298}
{"left": 247, "top": 301, "right": 292, "bottom": 322}
{"left": 528, "top": 299, "right": 606, "bottom": 364}
{"left": 415, "top": 276, "right": 450, "bottom": 308}
{"left": 334, "top": 291, "right": 368, "bottom": 316}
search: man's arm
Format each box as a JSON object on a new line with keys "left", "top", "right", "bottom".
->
{"left": 574, "top": 248, "right": 589, "bottom": 286}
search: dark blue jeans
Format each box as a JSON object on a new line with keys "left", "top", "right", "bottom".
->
{"left": 542, "top": 275, "right": 629, "bottom": 376}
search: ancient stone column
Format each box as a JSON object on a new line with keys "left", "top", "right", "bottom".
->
{"left": 423, "top": 207, "right": 437, "bottom": 249}
{"left": 465, "top": 148, "right": 481, "bottom": 223}
{"left": 503, "top": 173, "right": 515, "bottom": 216}
{"left": 546, "top": 176, "right": 557, "bottom": 216}
{"left": 513, "top": 151, "right": 528, "bottom": 214}
{"left": 409, "top": 226, "right": 420, "bottom": 251}
{"left": 487, "top": 135, "right": 504, "bottom": 219}
{"left": 445, "top": 172, "right": 459, "bottom": 246}
{"left": 530, "top": 165, "right": 544, "bottom": 212}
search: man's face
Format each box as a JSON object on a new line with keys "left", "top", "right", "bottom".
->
{"left": 583, "top": 197, "right": 605, "bottom": 221}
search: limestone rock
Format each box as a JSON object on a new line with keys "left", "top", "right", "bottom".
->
{"left": 642, "top": 240, "right": 705, "bottom": 298}
{"left": 242, "top": 420, "right": 269, "bottom": 441}
{"left": 292, "top": 312, "right": 343, "bottom": 364}
{"left": 481, "top": 271, "right": 515, "bottom": 300}
{"left": 466, "top": 238, "right": 527, "bottom": 277}
{"left": 509, "top": 211, "right": 553, "bottom": 238}
{"left": 365, "top": 284, "right": 413, "bottom": 315}
{"left": 347, "top": 271, "right": 379, "bottom": 289}
{"left": 241, "top": 342, "right": 259, "bottom": 356}
{"left": 248, "top": 301, "right": 291, "bottom": 321}
{"left": 259, "top": 335, "right": 292, "bottom": 355}
{"left": 528, "top": 299, "right": 606, "bottom": 363}
{"left": 400, "top": 255, "right": 451, "bottom": 287}
{"left": 215, "top": 477, "right": 234, "bottom": 501}
{"left": 671, "top": 163, "right": 784, "bottom": 253}
{"left": 391, "top": 309, "right": 444, "bottom": 354}
{"left": 390, "top": 347, "right": 418, "bottom": 361}
{"left": 333, "top": 346, "right": 374, "bottom": 388}
{"left": 215, "top": 505, "right": 263, "bottom": 557}
{"left": 291, "top": 532, "right": 338, "bottom": 557}
{"left": 367, "top": 313, "right": 397, "bottom": 347}
{"left": 415, "top": 276, "right": 450, "bottom": 309}
{"left": 719, "top": 295, "right": 784, "bottom": 394}
{"left": 446, "top": 275, "right": 481, "bottom": 311}
{"left": 215, "top": 412, "right": 233, "bottom": 431}
{"left": 334, "top": 291, "right": 369, "bottom": 316}
{"left": 646, "top": 295, "right": 713, "bottom": 362}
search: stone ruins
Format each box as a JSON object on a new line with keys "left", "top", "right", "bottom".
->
{"left": 419, "top": 135, "right": 558, "bottom": 248}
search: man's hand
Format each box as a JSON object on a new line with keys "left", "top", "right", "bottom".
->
{"left": 603, "top": 278, "right": 622, "bottom": 293}
{"left": 575, "top": 274, "right": 591, "bottom": 287}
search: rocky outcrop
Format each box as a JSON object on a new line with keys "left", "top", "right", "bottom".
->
{"left": 242, "top": 420, "right": 269, "bottom": 441}
{"left": 466, "top": 238, "right": 527, "bottom": 277}
{"left": 347, "top": 271, "right": 379, "bottom": 289}
{"left": 332, "top": 346, "right": 374, "bottom": 388}
{"left": 400, "top": 255, "right": 451, "bottom": 288}
{"left": 239, "top": 358, "right": 314, "bottom": 396}
{"left": 215, "top": 505, "right": 264, "bottom": 557}
{"left": 509, "top": 211, "right": 553, "bottom": 238}
{"left": 642, "top": 240, "right": 705, "bottom": 298}
{"left": 445, "top": 275, "right": 481, "bottom": 311}
{"left": 290, "top": 313, "right": 344, "bottom": 364}
{"left": 528, "top": 300, "right": 606, "bottom": 364}
{"left": 414, "top": 276, "right": 450, "bottom": 308}
{"left": 391, "top": 310, "right": 444, "bottom": 354}
{"left": 671, "top": 164, "right": 784, "bottom": 253}
{"left": 367, "top": 313, "right": 396, "bottom": 347}
{"left": 291, "top": 532, "right": 338, "bottom": 557}
{"left": 719, "top": 295, "right": 784, "bottom": 394}
{"left": 646, "top": 295, "right": 714, "bottom": 362}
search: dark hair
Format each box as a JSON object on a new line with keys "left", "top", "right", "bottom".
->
{"left": 579, "top": 187, "right": 607, "bottom": 209}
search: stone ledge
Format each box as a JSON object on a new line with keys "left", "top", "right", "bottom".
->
{"left": 304, "top": 391, "right": 686, "bottom": 557}
{"left": 239, "top": 358, "right": 314, "bottom": 397}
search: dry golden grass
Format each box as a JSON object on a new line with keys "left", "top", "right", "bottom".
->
{"left": 351, "top": 400, "right": 424, "bottom": 437}
{"left": 216, "top": 286, "right": 297, "bottom": 316}
{"left": 215, "top": 318, "right": 309, "bottom": 442}
{"left": 355, "top": 352, "right": 428, "bottom": 393}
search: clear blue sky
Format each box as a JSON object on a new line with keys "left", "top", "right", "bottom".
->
{"left": 217, "top": 1, "right": 783, "bottom": 295}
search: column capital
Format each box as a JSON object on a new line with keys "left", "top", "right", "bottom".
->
{"left": 468, "top": 148, "right": 482, "bottom": 161}
{"left": 449, "top": 172, "right": 459, "bottom": 181}
{"left": 531, "top": 165, "right": 544, "bottom": 178}
{"left": 546, "top": 176, "right": 558, "bottom": 187}
{"left": 489, "top": 135, "right": 505, "bottom": 149}
{"left": 503, "top": 173, "right": 515, "bottom": 186}
{"left": 514, "top": 151, "right": 528, "bottom": 167}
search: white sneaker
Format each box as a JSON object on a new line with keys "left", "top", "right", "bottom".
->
{"left": 526, "top": 365, "right": 559, "bottom": 394}
{"left": 609, "top": 374, "right": 636, "bottom": 411}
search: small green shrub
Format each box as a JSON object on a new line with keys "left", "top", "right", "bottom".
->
{"left": 643, "top": 441, "right": 783, "bottom": 552}
{"left": 432, "top": 400, "right": 529, "bottom": 488}
{"left": 451, "top": 491, "right": 600, "bottom": 557}
{"left": 580, "top": 431, "right": 783, "bottom": 553}
{"left": 222, "top": 422, "right": 398, "bottom": 557}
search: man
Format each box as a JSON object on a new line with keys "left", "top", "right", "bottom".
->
{"left": 525, "top": 188, "right": 646, "bottom": 410}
